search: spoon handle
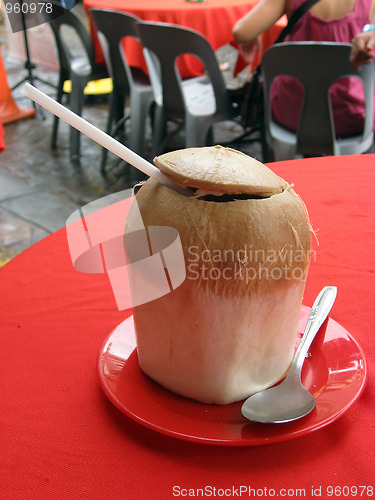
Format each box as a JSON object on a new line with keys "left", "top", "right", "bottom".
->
{"left": 288, "top": 286, "right": 337, "bottom": 379}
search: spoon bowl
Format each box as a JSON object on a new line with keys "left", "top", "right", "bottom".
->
{"left": 241, "top": 374, "right": 316, "bottom": 424}
{"left": 241, "top": 286, "right": 337, "bottom": 424}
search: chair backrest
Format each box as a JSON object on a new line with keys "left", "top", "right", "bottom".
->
{"left": 136, "top": 21, "right": 232, "bottom": 117}
{"left": 40, "top": 2, "right": 96, "bottom": 74}
{"left": 89, "top": 8, "right": 143, "bottom": 94}
{"left": 262, "top": 42, "right": 374, "bottom": 155}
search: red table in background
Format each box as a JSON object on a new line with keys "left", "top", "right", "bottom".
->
{"left": 83, "top": 0, "right": 285, "bottom": 78}
{"left": 1, "top": 154, "right": 374, "bottom": 499}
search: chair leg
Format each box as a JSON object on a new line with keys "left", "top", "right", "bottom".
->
{"left": 129, "top": 90, "right": 152, "bottom": 156}
{"left": 100, "top": 146, "right": 109, "bottom": 177}
{"left": 51, "top": 71, "right": 66, "bottom": 149}
{"left": 259, "top": 117, "right": 271, "bottom": 162}
{"left": 111, "top": 92, "right": 126, "bottom": 141}
{"left": 151, "top": 105, "right": 167, "bottom": 156}
{"left": 69, "top": 76, "right": 86, "bottom": 160}
{"left": 206, "top": 127, "right": 214, "bottom": 146}
{"left": 100, "top": 91, "right": 116, "bottom": 175}
{"left": 101, "top": 92, "right": 127, "bottom": 175}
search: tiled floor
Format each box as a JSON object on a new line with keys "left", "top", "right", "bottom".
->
{"left": 0, "top": 5, "right": 262, "bottom": 267}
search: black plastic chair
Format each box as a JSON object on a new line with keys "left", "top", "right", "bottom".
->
{"left": 89, "top": 8, "right": 153, "bottom": 174}
{"left": 136, "top": 21, "right": 240, "bottom": 156}
{"left": 42, "top": 2, "right": 109, "bottom": 159}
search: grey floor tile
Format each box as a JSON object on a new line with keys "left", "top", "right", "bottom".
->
{"left": 0, "top": 190, "right": 81, "bottom": 233}
{"left": 0, "top": 171, "right": 40, "bottom": 201}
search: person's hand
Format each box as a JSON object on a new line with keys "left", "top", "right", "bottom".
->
{"left": 238, "top": 37, "right": 261, "bottom": 66}
{"left": 350, "top": 31, "right": 375, "bottom": 69}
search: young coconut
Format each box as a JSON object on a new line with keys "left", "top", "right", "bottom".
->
{"left": 127, "top": 146, "right": 312, "bottom": 405}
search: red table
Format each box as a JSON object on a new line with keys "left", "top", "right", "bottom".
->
{"left": 83, "top": 0, "right": 285, "bottom": 78}
{"left": 1, "top": 155, "right": 374, "bottom": 499}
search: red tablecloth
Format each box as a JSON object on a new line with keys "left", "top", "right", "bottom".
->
{"left": 83, "top": 0, "right": 284, "bottom": 78}
{"left": 1, "top": 155, "right": 374, "bottom": 499}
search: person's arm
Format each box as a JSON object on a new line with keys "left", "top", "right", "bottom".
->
{"left": 232, "top": 0, "right": 288, "bottom": 44}
{"left": 350, "top": 2, "right": 375, "bottom": 68}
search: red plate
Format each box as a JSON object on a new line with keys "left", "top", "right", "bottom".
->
{"left": 97, "top": 307, "right": 367, "bottom": 446}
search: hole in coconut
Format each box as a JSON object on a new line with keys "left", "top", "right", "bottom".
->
{"left": 195, "top": 192, "right": 274, "bottom": 202}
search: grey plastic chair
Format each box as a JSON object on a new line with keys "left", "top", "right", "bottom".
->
{"left": 136, "top": 21, "right": 239, "bottom": 156}
{"left": 261, "top": 42, "right": 374, "bottom": 160}
{"left": 89, "top": 8, "right": 153, "bottom": 174}
{"left": 41, "top": 2, "right": 109, "bottom": 159}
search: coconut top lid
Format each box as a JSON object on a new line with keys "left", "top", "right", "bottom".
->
{"left": 154, "top": 146, "right": 288, "bottom": 196}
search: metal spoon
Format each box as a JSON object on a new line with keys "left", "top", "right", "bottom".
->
{"left": 241, "top": 285, "right": 337, "bottom": 424}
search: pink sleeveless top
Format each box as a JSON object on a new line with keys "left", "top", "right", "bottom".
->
{"left": 271, "top": 0, "right": 374, "bottom": 137}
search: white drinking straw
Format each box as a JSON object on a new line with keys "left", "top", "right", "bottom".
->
{"left": 21, "top": 83, "right": 191, "bottom": 196}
